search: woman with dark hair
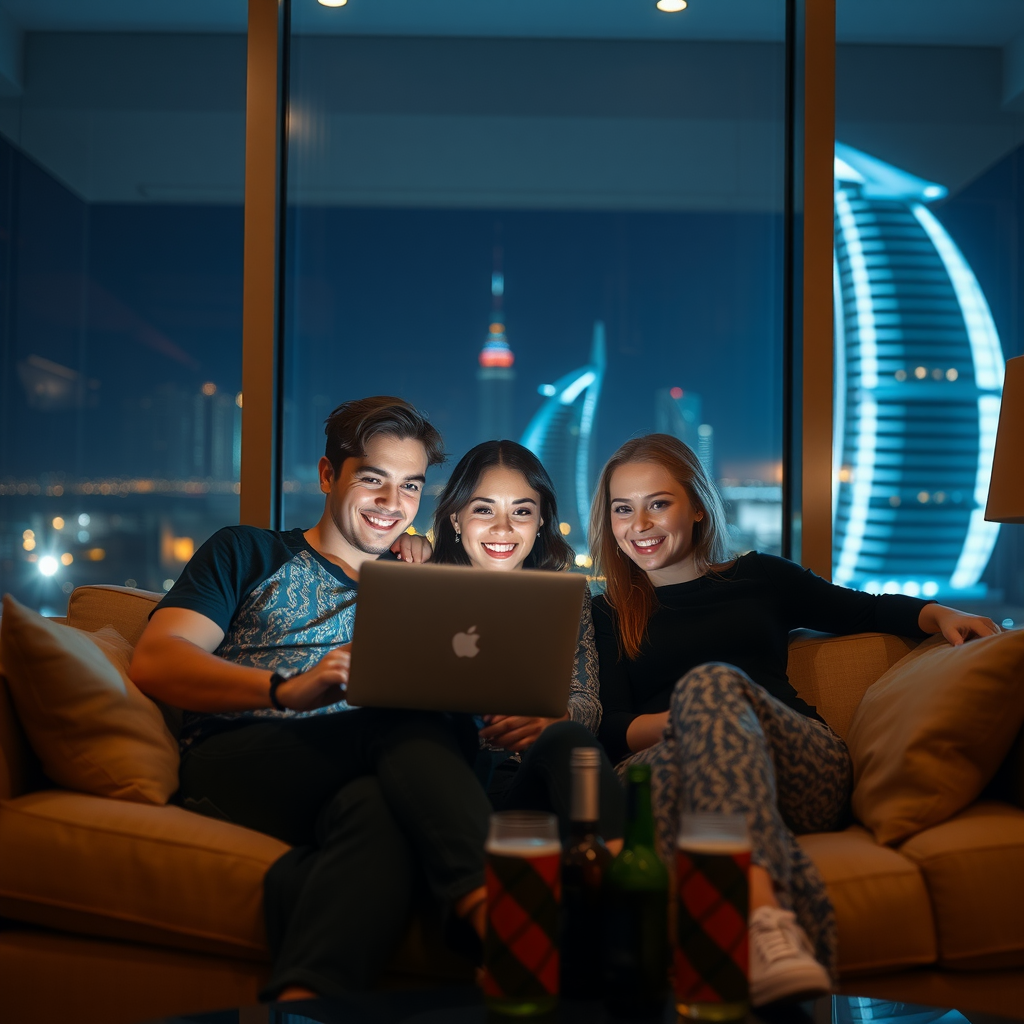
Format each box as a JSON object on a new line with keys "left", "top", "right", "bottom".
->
{"left": 432, "top": 440, "right": 622, "bottom": 841}
{"left": 589, "top": 433, "right": 998, "bottom": 1007}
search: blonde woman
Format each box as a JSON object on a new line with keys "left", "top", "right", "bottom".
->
{"left": 589, "top": 433, "right": 997, "bottom": 1007}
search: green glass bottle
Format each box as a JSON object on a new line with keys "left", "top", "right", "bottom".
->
{"left": 604, "top": 763, "right": 669, "bottom": 1019}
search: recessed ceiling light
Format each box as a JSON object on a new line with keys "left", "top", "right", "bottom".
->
{"left": 318, "top": 0, "right": 348, "bottom": 6}
{"left": 656, "top": 0, "right": 688, "bottom": 10}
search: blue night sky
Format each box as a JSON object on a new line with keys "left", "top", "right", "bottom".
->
{"left": 3, "top": 132, "right": 1022, "bottom": 491}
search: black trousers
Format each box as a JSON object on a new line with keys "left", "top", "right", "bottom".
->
{"left": 485, "top": 720, "right": 625, "bottom": 841}
{"left": 178, "top": 708, "right": 491, "bottom": 999}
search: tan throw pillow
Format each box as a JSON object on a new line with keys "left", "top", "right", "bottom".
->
{"left": 848, "top": 630, "right": 1024, "bottom": 846}
{"left": 0, "top": 594, "right": 179, "bottom": 804}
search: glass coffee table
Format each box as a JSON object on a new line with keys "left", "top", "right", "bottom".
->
{"left": 153, "top": 990, "right": 1020, "bottom": 1024}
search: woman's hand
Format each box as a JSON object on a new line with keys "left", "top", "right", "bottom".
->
{"left": 918, "top": 603, "right": 1001, "bottom": 646}
{"left": 390, "top": 533, "right": 433, "bottom": 563}
{"left": 479, "top": 714, "right": 565, "bottom": 752}
{"left": 625, "top": 711, "right": 670, "bottom": 753}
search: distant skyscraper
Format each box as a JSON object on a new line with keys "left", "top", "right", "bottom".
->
{"left": 655, "top": 386, "right": 714, "bottom": 479}
{"left": 477, "top": 245, "right": 516, "bottom": 442}
{"left": 521, "top": 322, "right": 607, "bottom": 558}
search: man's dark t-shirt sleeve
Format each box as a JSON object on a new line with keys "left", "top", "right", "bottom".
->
{"left": 156, "top": 526, "right": 294, "bottom": 633}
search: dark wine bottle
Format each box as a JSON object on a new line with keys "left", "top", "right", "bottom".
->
{"left": 561, "top": 746, "right": 613, "bottom": 998}
{"left": 603, "top": 762, "right": 669, "bottom": 1019}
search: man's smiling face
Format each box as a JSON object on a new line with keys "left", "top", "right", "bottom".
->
{"left": 320, "top": 433, "right": 428, "bottom": 560}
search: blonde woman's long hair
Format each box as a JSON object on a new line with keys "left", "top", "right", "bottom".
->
{"left": 589, "top": 434, "right": 732, "bottom": 660}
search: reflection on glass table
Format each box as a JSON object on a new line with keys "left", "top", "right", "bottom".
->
{"left": 833, "top": 997, "right": 971, "bottom": 1023}
{"left": 155, "top": 991, "right": 1018, "bottom": 1024}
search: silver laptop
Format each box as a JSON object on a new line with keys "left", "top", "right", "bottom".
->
{"left": 345, "top": 560, "right": 588, "bottom": 717}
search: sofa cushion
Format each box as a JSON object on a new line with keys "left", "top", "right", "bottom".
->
{"left": 898, "top": 802, "right": 1024, "bottom": 971}
{"left": 0, "top": 596, "right": 179, "bottom": 804}
{"left": 65, "top": 585, "right": 162, "bottom": 648}
{"left": 847, "top": 630, "right": 1024, "bottom": 846}
{"left": 66, "top": 584, "right": 184, "bottom": 738}
{"left": 798, "top": 825, "right": 936, "bottom": 976}
{"left": 787, "top": 631, "right": 917, "bottom": 739}
{"left": 0, "top": 789, "right": 287, "bottom": 960}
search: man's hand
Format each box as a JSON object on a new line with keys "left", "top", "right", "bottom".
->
{"left": 479, "top": 714, "right": 565, "bottom": 753}
{"left": 918, "top": 603, "right": 1001, "bottom": 646}
{"left": 276, "top": 646, "right": 352, "bottom": 711}
{"left": 391, "top": 533, "right": 434, "bottom": 563}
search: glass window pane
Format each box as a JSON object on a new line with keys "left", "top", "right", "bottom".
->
{"left": 0, "top": 19, "right": 246, "bottom": 612}
{"left": 282, "top": 4, "right": 788, "bottom": 565}
{"left": 833, "top": 6, "right": 1024, "bottom": 624}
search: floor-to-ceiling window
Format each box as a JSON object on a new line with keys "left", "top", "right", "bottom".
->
{"left": 832, "top": 2, "right": 1024, "bottom": 626}
{"left": 279, "top": 1, "right": 789, "bottom": 564}
{"left": 0, "top": 9, "right": 247, "bottom": 612}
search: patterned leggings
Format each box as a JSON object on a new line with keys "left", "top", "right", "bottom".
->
{"left": 620, "top": 663, "right": 851, "bottom": 975}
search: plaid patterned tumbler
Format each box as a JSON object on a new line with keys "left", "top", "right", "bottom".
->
{"left": 674, "top": 812, "right": 751, "bottom": 1021}
{"left": 482, "top": 811, "right": 562, "bottom": 1016}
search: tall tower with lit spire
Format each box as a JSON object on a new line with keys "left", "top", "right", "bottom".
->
{"left": 477, "top": 240, "right": 516, "bottom": 442}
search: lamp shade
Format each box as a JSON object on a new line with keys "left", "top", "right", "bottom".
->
{"left": 985, "top": 354, "right": 1024, "bottom": 524}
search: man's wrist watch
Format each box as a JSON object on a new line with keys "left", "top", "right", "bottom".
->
{"left": 269, "top": 668, "right": 300, "bottom": 711}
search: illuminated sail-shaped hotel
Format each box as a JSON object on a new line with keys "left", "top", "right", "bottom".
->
{"left": 521, "top": 321, "right": 606, "bottom": 555}
{"left": 833, "top": 143, "right": 1005, "bottom": 598}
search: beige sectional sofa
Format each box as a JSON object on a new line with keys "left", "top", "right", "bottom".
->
{"left": 0, "top": 585, "right": 1022, "bottom": 1023}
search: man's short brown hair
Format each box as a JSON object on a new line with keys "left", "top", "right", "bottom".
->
{"left": 324, "top": 396, "right": 445, "bottom": 472}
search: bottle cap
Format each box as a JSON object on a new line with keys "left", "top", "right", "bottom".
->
{"left": 570, "top": 746, "right": 601, "bottom": 769}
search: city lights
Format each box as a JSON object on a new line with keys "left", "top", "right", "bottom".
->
{"left": 60, "top": 553, "right": 73, "bottom": 566}
{"left": 172, "top": 537, "right": 195, "bottom": 562}
{"left": 52, "top": 516, "right": 65, "bottom": 529}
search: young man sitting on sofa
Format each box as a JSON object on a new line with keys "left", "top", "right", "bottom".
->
{"left": 129, "top": 395, "right": 492, "bottom": 1002}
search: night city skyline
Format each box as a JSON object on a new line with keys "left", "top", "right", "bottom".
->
{"left": 3, "top": 129, "right": 1024, "bottom": 617}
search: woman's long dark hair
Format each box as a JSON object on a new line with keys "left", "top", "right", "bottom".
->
{"left": 431, "top": 440, "right": 575, "bottom": 572}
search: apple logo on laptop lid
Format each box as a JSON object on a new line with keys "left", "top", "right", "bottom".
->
{"left": 452, "top": 625, "right": 480, "bottom": 658}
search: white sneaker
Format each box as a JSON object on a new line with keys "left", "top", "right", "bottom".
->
{"left": 748, "top": 905, "right": 832, "bottom": 1007}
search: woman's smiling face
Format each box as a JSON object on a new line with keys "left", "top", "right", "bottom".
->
{"left": 451, "top": 465, "right": 543, "bottom": 572}
{"left": 608, "top": 461, "right": 704, "bottom": 581}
